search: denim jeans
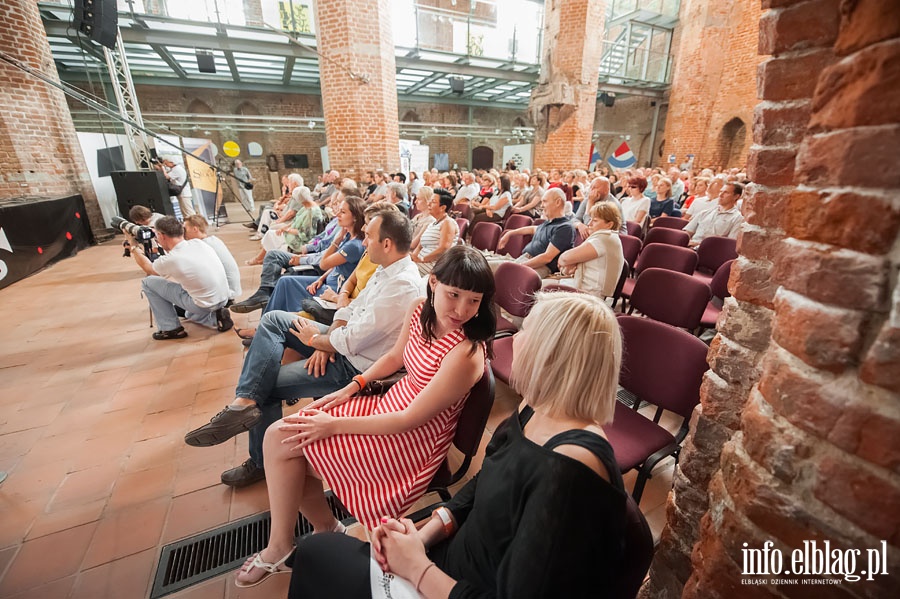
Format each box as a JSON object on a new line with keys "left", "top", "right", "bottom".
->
{"left": 260, "top": 249, "right": 295, "bottom": 289}
{"left": 235, "top": 310, "right": 360, "bottom": 467}
{"left": 141, "top": 276, "right": 224, "bottom": 332}
{"left": 263, "top": 275, "right": 327, "bottom": 314}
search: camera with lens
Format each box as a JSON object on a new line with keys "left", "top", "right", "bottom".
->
{"left": 111, "top": 216, "right": 164, "bottom": 261}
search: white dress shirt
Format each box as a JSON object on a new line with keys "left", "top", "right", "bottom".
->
{"left": 684, "top": 205, "right": 744, "bottom": 243}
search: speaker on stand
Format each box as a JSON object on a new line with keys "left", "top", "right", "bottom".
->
{"left": 73, "top": 0, "right": 118, "bottom": 50}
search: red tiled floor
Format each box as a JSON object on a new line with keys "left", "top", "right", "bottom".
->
{"left": 0, "top": 522, "right": 96, "bottom": 596}
{"left": 4, "top": 575, "right": 77, "bottom": 599}
{"left": 70, "top": 548, "right": 157, "bottom": 599}
{"left": 82, "top": 497, "right": 169, "bottom": 569}
{"left": 162, "top": 485, "right": 233, "bottom": 544}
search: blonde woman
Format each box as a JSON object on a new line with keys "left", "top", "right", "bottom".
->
{"left": 411, "top": 186, "right": 437, "bottom": 238}
{"left": 287, "top": 292, "right": 628, "bottom": 599}
{"left": 556, "top": 202, "right": 625, "bottom": 298}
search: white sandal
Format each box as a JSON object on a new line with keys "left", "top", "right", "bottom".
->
{"left": 234, "top": 547, "right": 294, "bottom": 588}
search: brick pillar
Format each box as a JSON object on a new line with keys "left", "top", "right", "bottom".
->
{"left": 314, "top": 0, "right": 399, "bottom": 181}
{"left": 644, "top": 0, "right": 900, "bottom": 597}
{"left": 0, "top": 2, "right": 103, "bottom": 232}
{"left": 531, "top": 0, "right": 604, "bottom": 171}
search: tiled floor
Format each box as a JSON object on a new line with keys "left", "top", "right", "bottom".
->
{"left": 0, "top": 206, "right": 676, "bottom": 598}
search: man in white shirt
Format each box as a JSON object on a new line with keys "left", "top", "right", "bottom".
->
{"left": 183, "top": 210, "right": 422, "bottom": 487}
{"left": 158, "top": 156, "right": 195, "bottom": 218}
{"left": 683, "top": 177, "right": 715, "bottom": 220}
{"left": 131, "top": 216, "right": 231, "bottom": 339}
{"left": 454, "top": 172, "right": 481, "bottom": 204}
{"left": 183, "top": 215, "right": 242, "bottom": 301}
{"left": 684, "top": 182, "right": 745, "bottom": 247}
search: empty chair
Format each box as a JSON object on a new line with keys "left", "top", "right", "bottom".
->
{"left": 650, "top": 216, "right": 688, "bottom": 230}
{"left": 642, "top": 227, "right": 690, "bottom": 248}
{"left": 620, "top": 234, "right": 642, "bottom": 276}
{"left": 504, "top": 213, "right": 532, "bottom": 230}
{"left": 493, "top": 261, "right": 542, "bottom": 333}
{"left": 628, "top": 268, "right": 711, "bottom": 331}
{"left": 498, "top": 233, "right": 532, "bottom": 258}
{"left": 699, "top": 259, "right": 734, "bottom": 332}
{"left": 469, "top": 221, "right": 502, "bottom": 253}
{"left": 620, "top": 244, "right": 699, "bottom": 309}
{"left": 694, "top": 235, "right": 738, "bottom": 281}
{"left": 602, "top": 315, "right": 710, "bottom": 503}
{"left": 455, "top": 218, "right": 469, "bottom": 243}
{"left": 624, "top": 220, "right": 643, "bottom": 239}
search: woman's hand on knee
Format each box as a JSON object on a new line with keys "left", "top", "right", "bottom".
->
{"left": 279, "top": 409, "right": 337, "bottom": 449}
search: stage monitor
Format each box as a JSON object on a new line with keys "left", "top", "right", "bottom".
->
{"left": 110, "top": 170, "right": 175, "bottom": 219}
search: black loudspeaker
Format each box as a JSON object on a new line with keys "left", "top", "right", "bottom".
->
{"left": 111, "top": 170, "right": 175, "bottom": 219}
{"left": 450, "top": 77, "right": 465, "bottom": 94}
{"left": 74, "top": 0, "right": 118, "bottom": 50}
{"left": 283, "top": 154, "right": 309, "bottom": 169}
{"left": 196, "top": 50, "right": 216, "bottom": 73}
{"left": 600, "top": 92, "right": 616, "bottom": 107}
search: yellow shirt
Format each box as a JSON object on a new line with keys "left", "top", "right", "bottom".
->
{"left": 350, "top": 253, "right": 378, "bottom": 299}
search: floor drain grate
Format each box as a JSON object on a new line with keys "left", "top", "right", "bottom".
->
{"left": 150, "top": 491, "right": 353, "bottom": 598}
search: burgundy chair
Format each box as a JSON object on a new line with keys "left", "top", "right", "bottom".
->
{"left": 620, "top": 244, "right": 700, "bottom": 309}
{"left": 498, "top": 234, "right": 532, "bottom": 258}
{"left": 650, "top": 216, "right": 688, "bottom": 230}
{"left": 469, "top": 222, "right": 502, "bottom": 253}
{"left": 603, "top": 315, "right": 710, "bottom": 503}
{"left": 533, "top": 217, "right": 546, "bottom": 227}
{"left": 642, "top": 227, "right": 690, "bottom": 248}
{"left": 455, "top": 203, "right": 473, "bottom": 221}
{"left": 493, "top": 261, "right": 542, "bottom": 333}
{"left": 624, "top": 220, "right": 643, "bottom": 239}
{"left": 504, "top": 214, "right": 533, "bottom": 231}
{"left": 490, "top": 335, "right": 514, "bottom": 385}
{"left": 609, "top": 261, "right": 631, "bottom": 310}
{"left": 694, "top": 236, "right": 738, "bottom": 281}
{"left": 699, "top": 259, "right": 734, "bottom": 332}
{"left": 455, "top": 218, "right": 469, "bottom": 244}
{"left": 620, "top": 235, "right": 642, "bottom": 276}
{"left": 627, "top": 268, "right": 711, "bottom": 331}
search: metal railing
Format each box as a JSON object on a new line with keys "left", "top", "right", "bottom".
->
{"left": 598, "top": 39, "right": 673, "bottom": 85}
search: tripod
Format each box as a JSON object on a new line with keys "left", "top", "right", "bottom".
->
{"left": 215, "top": 171, "right": 255, "bottom": 228}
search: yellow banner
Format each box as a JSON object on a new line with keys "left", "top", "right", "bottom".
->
{"left": 186, "top": 143, "right": 217, "bottom": 194}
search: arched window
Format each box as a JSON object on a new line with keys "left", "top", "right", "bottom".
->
{"left": 717, "top": 117, "right": 747, "bottom": 169}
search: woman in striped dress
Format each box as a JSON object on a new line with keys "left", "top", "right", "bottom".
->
{"left": 235, "top": 245, "right": 497, "bottom": 587}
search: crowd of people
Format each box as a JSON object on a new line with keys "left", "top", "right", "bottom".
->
{"left": 122, "top": 157, "right": 750, "bottom": 596}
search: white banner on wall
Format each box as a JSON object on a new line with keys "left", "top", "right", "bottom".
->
{"left": 400, "top": 139, "right": 429, "bottom": 178}
{"left": 320, "top": 146, "right": 329, "bottom": 172}
{"left": 75, "top": 132, "right": 138, "bottom": 227}
{"left": 502, "top": 144, "right": 533, "bottom": 171}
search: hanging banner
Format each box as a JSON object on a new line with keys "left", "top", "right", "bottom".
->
{"left": 501, "top": 144, "right": 532, "bottom": 171}
{"left": 160, "top": 135, "right": 222, "bottom": 220}
{"left": 607, "top": 142, "right": 637, "bottom": 169}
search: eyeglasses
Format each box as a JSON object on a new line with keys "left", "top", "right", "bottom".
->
{"left": 628, "top": 184, "right": 638, "bottom": 188}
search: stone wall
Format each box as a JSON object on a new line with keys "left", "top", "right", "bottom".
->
{"left": 644, "top": 0, "right": 900, "bottom": 597}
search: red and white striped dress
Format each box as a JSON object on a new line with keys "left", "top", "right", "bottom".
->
{"left": 304, "top": 304, "right": 472, "bottom": 529}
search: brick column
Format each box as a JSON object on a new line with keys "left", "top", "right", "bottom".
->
{"left": 644, "top": 0, "right": 900, "bottom": 597}
{"left": 314, "top": 0, "right": 399, "bottom": 181}
{"left": 531, "top": 0, "right": 604, "bottom": 171}
{"left": 0, "top": 2, "right": 103, "bottom": 232}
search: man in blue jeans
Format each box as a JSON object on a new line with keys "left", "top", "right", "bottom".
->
{"left": 183, "top": 211, "right": 422, "bottom": 487}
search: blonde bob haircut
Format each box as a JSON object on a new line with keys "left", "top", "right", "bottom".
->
{"left": 590, "top": 201, "right": 622, "bottom": 233}
{"left": 511, "top": 292, "right": 621, "bottom": 424}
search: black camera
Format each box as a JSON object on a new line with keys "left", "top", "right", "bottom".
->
{"left": 111, "top": 216, "right": 164, "bottom": 261}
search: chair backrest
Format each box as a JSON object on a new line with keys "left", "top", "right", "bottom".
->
{"left": 634, "top": 243, "right": 698, "bottom": 277}
{"left": 533, "top": 217, "right": 546, "bottom": 227}
{"left": 504, "top": 214, "right": 532, "bottom": 230}
{"left": 624, "top": 220, "right": 643, "bottom": 239}
{"left": 695, "top": 236, "right": 738, "bottom": 274}
{"left": 650, "top": 216, "right": 688, "bottom": 230}
{"left": 470, "top": 222, "right": 502, "bottom": 252}
{"left": 629, "top": 268, "right": 711, "bottom": 330}
{"left": 452, "top": 363, "right": 495, "bottom": 460}
{"left": 493, "top": 261, "right": 542, "bottom": 317}
{"left": 498, "top": 234, "right": 532, "bottom": 258}
{"left": 620, "top": 235, "right": 642, "bottom": 274}
{"left": 613, "top": 494, "right": 655, "bottom": 599}
{"left": 643, "top": 227, "right": 690, "bottom": 248}
{"left": 455, "top": 218, "right": 469, "bottom": 242}
{"left": 709, "top": 259, "right": 734, "bottom": 300}
{"left": 610, "top": 261, "right": 630, "bottom": 304}
{"left": 617, "top": 315, "right": 709, "bottom": 419}
{"left": 455, "top": 203, "right": 473, "bottom": 221}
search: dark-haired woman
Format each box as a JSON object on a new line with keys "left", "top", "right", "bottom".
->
{"left": 412, "top": 189, "right": 459, "bottom": 276}
{"left": 469, "top": 174, "right": 513, "bottom": 234}
{"left": 235, "top": 245, "right": 497, "bottom": 587}
{"left": 263, "top": 197, "right": 367, "bottom": 314}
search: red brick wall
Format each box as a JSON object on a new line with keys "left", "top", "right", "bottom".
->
{"left": 0, "top": 2, "right": 103, "bottom": 232}
{"left": 644, "top": 1, "right": 900, "bottom": 596}
{"left": 661, "top": 0, "right": 764, "bottom": 169}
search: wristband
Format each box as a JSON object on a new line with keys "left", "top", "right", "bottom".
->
{"left": 432, "top": 506, "right": 455, "bottom": 537}
{"left": 310, "top": 333, "right": 319, "bottom": 345}
{"left": 416, "top": 563, "right": 436, "bottom": 593}
{"left": 338, "top": 289, "right": 350, "bottom": 296}
{"left": 352, "top": 374, "right": 366, "bottom": 391}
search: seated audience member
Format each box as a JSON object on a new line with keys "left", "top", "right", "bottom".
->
{"left": 475, "top": 173, "right": 496, "bottom": 203}
{"left": 620, "top": 176, "right": 651, "bottom": 225}
{"left": 262, "top": 197, "right": 366, "bottom": 313}
{"left": 223, "top": 246, "right": 496, "bottom": 587}
{"left": 184, "top": 210, "right": 424, "bottom": 488}
{"left": 287, "top": 291, "right": 626, "bottom": 599}
{"left": 411, "top": 189, "right": 459, "bottom": 275}
{"left": 469, "top": 174, "right": 513, "bottom": 230}
{"left": 649, "top": 177, "right": 677, "bottom": 221}
{"left": 510, "top": 173, "right": 545, "bottom": 217}
{"left": 387, "top": 182, "right": 411, "bottom": 215}
{"left": 128, "top": 205, "right": 165, "bottom": 228}
{"left": 408, "top": 171, "right": 422, "bottom": 197}
{"left": 411, "top": 186, "right": 437, "bottom": 237}
{"left": 494, "top": 188, "right": 575, "bottom": 277}
{"left": 317, "top": 170, "right": 340, "bottom": 205}
{"left": 454, "top": 172, "right": 481, "bottom": 205}
{"left": 683, "top": 182, "right": 744, "bottom": 247}
{"left": 130, "top": 216, "right": 232, "bottom": 339}
{"left": 682, "top": 177, "right": 714, "bottom": 220}
{"left": 183, "top": 215, "right": 242, "bottom": 301}
{"left": 574, "top": 177, "right": 627, "bottom": 237}
{"left": 252, "top": 173, "right": 304, "bottom": 240}
{"left": 369, "top": 171, "right": 389, "bottom": 203}
{"left": 247, "top": 186, "right": 325, "bottom": 266}
{"left": 556, "top": 202, "right": 625, "bottom": 298}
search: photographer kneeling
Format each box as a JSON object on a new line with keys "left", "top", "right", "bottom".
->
{"left": 131, "top": 216, "right": 233, "bottom": 340}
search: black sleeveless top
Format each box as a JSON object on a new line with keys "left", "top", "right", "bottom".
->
{"left": 432, "top": 406, "right": 628, "bottom": 599}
